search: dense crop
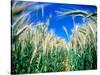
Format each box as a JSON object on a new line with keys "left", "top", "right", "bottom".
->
{"left": 11, "top": 1, "right": 97, "bottom": 74}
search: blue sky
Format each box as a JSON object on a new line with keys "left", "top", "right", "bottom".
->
{"left": 15, "top": 1, "right": 97, "bottom": 43}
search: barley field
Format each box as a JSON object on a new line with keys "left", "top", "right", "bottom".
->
{"left": 11, "top": 1, "right": 97, "bottom": 74}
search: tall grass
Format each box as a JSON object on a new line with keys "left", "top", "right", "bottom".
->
{"left": 11, "top": 2, "right": 97, "bottom": 74}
